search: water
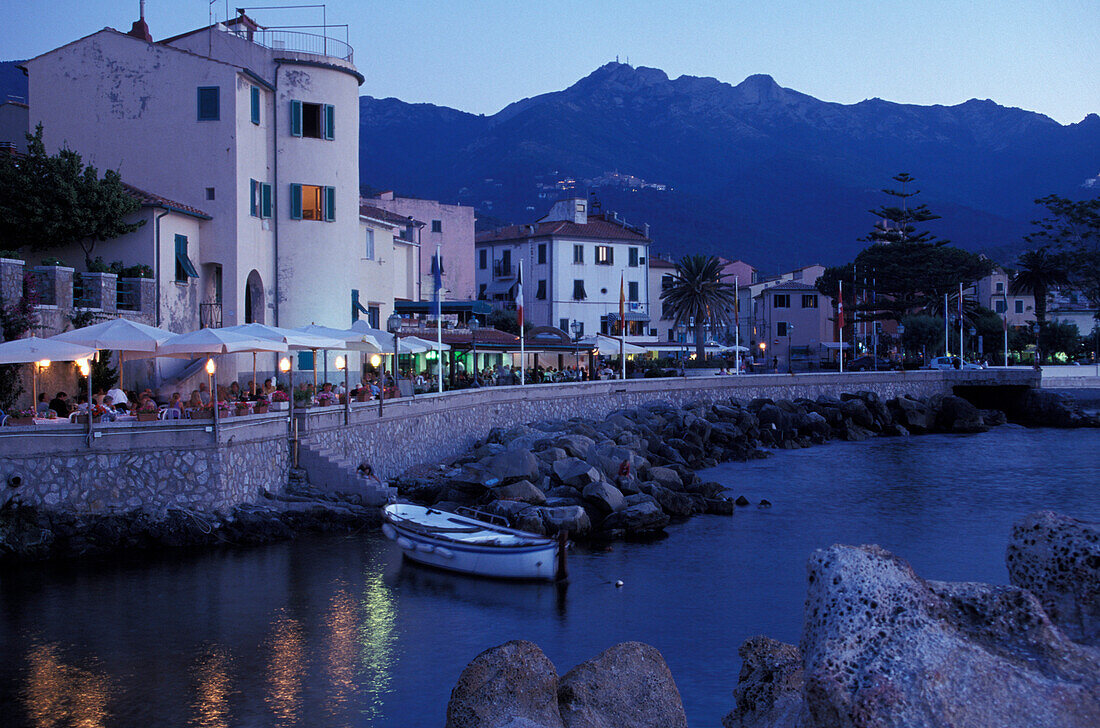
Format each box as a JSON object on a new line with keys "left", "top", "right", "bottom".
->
{"left": 1, "top": 426, "right": 1098, "bottom": 727}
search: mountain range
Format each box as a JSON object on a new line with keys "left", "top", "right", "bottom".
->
{"left": 4, "top": 59, "right": 1097, "bottom": 271}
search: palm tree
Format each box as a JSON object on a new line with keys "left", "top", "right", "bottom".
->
{"left": 1010, "top": 247, "right": 1069, "bottom": 328}
{"left": 660, "top": 255, "right": 736, "bottom": 361}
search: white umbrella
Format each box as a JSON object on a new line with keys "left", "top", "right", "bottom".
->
{"left": 348, "top": 320, "right": 421, "bottom": 354}
{"left": 294, "top": 324, "right": 383, "bottom": 353}
{"left": 50, "top": 318, "right": 176, "bottom": 389}
{"left": 222, "top": 324, "right": 346, "bottom": 393}
{"left": 402, "top": 335, "right": 449, "bottom": 353}
{"left": 157, "top": 328, "right": 288, "bottom": 357}
{"left": 580, "top": 334, "right": 647, "bottom": 355}
{"left": 0, "top": 336, "right": 97, "bottom": 415}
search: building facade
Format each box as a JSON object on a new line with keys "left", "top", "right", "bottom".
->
{"left": 475, "top": 198, "right": 653, "bottom": 341}
{"left": 974, "top": 267, "right": 1036, "bottom": 328}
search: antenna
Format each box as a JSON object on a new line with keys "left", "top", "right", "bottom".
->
{"left": 140, "top": 0, "right": 146, "bottom": 20}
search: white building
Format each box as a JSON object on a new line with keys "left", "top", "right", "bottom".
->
{"left": 22, "top": 10, "right": 368, "bottom": 375}
{"left": 475, "top": 198, "right": 653, "bottom": 341}
{"left": 357, "top": 204, "right": 420, "bottom": 328}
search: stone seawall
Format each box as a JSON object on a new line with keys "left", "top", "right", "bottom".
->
{"left": 298, "top": 370, "right": 1038, "bottom": 479}
{"left": 0, "top": 415, "right": 288, "bottom": 515}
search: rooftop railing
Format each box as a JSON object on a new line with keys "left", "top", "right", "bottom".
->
{"left": 230, "top": 27, "right": 353, "bottom": 63}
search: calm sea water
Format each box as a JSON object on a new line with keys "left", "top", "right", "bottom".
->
{"left": 1, "top": 426, "right": 1098, "bottom": 727}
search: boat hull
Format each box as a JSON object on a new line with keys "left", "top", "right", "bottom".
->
{"left": 382, "top": 518, "right": 559, "bottom": 581}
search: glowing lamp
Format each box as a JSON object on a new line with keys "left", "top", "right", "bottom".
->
{"left": 205, "top": 358, "right": 216, "bottom": 375}
{"left": 37, "top": 359, "right": 50, "bottom": 369}
{"left": 369, "top": 354, "right": 382, "bottom": 368}
{"left": 425, "top": 351, "right": 437, "bottom": 361}
{"left": 77, "top": 359, "right": 90, "bottom": 377}
{"left": 279, "top": 357, "right": 291, "bottom": 373}
{"left": 335, "top": 355, "right": 346, "bottom": 371}
{"left": 758, "top": 342, "right": 766, "bottom": 351}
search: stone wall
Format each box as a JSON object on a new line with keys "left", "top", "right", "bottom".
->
{"left": 0, "top": 415, "right": 288, "bottom": 515}
{"left": 298, "top": 369, "right": 1039, "bottom": 479}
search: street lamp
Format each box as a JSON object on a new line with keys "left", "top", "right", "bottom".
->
{"left": 32, "top": 359, "right": 49, "bottom": 414}
{"left": 968, "top": 326, "right": 977, "bottom": 364}
{"left": 279, "top": 356, "right": 293, "bottom": 423}
{"left": 470, "top": 316, "right": 481, "bottom": 386}
{"left": 387, "top": 312, "right": 403, "bottom": 388}
{"left": 1032, "top": 322, "right": 1041, "bottom": 368}
{"left": 570, "top": 319, "right": 582, "bottom": 379}
{"left": 206, "top": 358, "right": 218, "bottom": 437}
{"left": 370, "top": 353, "right": 384, "bottom": 416}
{"left": 676, "top": 322, "right": 687, "bottom": 377}
{"left": 787, "top": 323, "right": 794, "bottom": 374}
{"left": 897, "top": 323, "right": 906, "bottom": 366}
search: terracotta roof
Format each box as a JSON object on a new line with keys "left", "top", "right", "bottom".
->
{"left": 121, "top": 183, "right": 211, "bottom": 219}
{"left": 360, "top": 204, "right": 416, "bottom": 227}
{"left": 649, "top": 256, "right": 677, "bottom": 269}
{"left": 760, "top": 280, "right": 819, "bottom": 293}
{"left": 476, "top": 214, "right": 649, "bottom": 243}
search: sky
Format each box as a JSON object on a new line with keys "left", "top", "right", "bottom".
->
{"left": 4, "top": 0, "right": 1098, "bottom": 124}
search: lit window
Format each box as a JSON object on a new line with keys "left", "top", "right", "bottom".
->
{"left": 801, "top": 294, "right": 817, "bottom": 308}
{"left": 595, "top": 245, "right": 614, "bottom": 265}
{"left": 290, "top": 184, "right": 335, "bottom": 221}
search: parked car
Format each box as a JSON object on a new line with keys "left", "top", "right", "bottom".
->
{"left": 927, "top": 356, "right": 983, "bottom": 371}
{"left": 847, "top": 356, "right": 900, "bottom": 371}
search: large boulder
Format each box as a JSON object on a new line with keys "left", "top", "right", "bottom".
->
{"left": 722, "top": 636, "right": 804, "bottom": 728}
{"left": 446, "top": 640, "right": 564, "bottom": 728}
{"left": 491, "top": 480, "right": 547, "bottom": 506}
{"left": 541, "top": 506, "right": 592, "bottom": 537}
{"left": 581, "top": 482, "right": 625, "bottom": 515}
{"left": 839, "top": 398, "right": 876, "bottom": 430}
{"left": 888, "top": 396, "right": 932, "bottom": 433}
{"left": 553, "top": 458, "right": 602, "bottom": 489}
{"left": 1014, "top": 390, "right": 1099, "bottom": 428}
{"left": 931, "top": 394, "right": 988, "bottom": 433}
{"left": 801, "top": 544, "right": 1100, "bottom": 728}
{"left": 1006, "top": 511, "right": 1100, "bottom": 646}
{"left": 601, "top": 501, "right": 669, "bottom": 535}
{"left": 557, "top": 642, "right": 687, "bottom": 728}
{"left": 555, "top": 434, "right": 596, "bottom": 459}
{"left": 637, "top": 482, "right": 695, "bottom": 518}
{"left": 645, "top": 465, "right": 684, "bottom": 491}
{"left": 489, "top": 450, "right": 541, "bottom": 485}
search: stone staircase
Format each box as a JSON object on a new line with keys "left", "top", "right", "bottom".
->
{"left": 296, "top": 442, "right": 395, "bottom": 507}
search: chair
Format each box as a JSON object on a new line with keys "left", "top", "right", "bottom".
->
{"left": 0, "top": 414, "right": 8, "bottom": 427}
{"left": 159, "top": 408, "right": 181, "bottom": 420}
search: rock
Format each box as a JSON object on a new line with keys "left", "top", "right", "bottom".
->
{"left": 888, "top": 396, "right": 932, "bottom": 433}
{"left": 722, "top": 636, "right": 804, "bottom": 728}
{"left": 838, "top": 420, "right": 874, "bottom": 441}
{"left": 514, "top": 508, "right": 547, "bottom": 535}
{"left": 801, "top": 544, "right": 1100, "bottom": 728}
{"left": 758, "top": 499, "right": 771, "bottom": 508}
{"left": 541, "top": 506, "right": 592, "bottom": 536}
{"left": 554, "top": 434, "right": 596, "bottom": 459}
{"left": 601, "top": 501, "right": 669, "bottom": 534}
{"left": 839, "top": 398, "right": 876, "bottom": 430}
{"left": 581, "top": 482, "right": 625, "bottom": 514}
{"left": 638, "top": 482, "right": 694, "bottom": 518}
{"left": 646, "top": 466, "right": 684, "bottom": 491}
{"left": 1014, "top": 390, "right": 1099, "bottom": 428}
{"left": 489, "top": 450, "right": 541, "bottom": 485}
{"left": 557, "top": 642, "right": 687, "bottom": 728}
{"left": 446, "top": 640, "right": 564, "bottom": 728}
{"left": 484, "top": 499, "right": 537, "bottom": 522}
{"left": 735, "top": 495, "right": 750, "bottom": 507}
{"left": 492, "top": 480, "right": 548, "bottom": 506}
{"left": 682, "top": 481, "right": 728, "bottom": 499}
{"left": 931, "top": 394, "right": 988, "bottom": 434}
{"left": 537, "top": 447, "right": 568, "bottom": 463}
{"left": 704, "top": 497, "right": 735, "bottom": 515}
{"left": 553, "top": 458, "right": 602, "bottom": 489}
{"left": 450, "top": 463, "right": 502, "bottom": 494}
{"left": 545, "top": 485, "right": 582, "bottom": 500}
{"left": 1006, "top": 511, "right": 1100, "bottom": 645}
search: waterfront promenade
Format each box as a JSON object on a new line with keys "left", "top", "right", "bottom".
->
{"left": 0, "top": 369, "right": 1038, "bottom": 516}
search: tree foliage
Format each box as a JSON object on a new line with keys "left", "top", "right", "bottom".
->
{"left": 1022, "top": 194, "right": 1100, "bottom": 318}
{"left": 861, "top": 172, "right": 945, "bottom": 246}
{"left": 1009, "top": 247, "right": 1070, "bottom": 327}
{"left": 0, "top": 125, "right": 144, "bottom": 269}
{"left": 0, "top": 277, "right": 35, "bottom": 410}
{"left": 660, "top": 254, "right": 737, "bottom": 360}
{"left": 898, "top": 314, "right": 943, "bottom": 359}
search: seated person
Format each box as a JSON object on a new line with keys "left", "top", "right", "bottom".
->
{"left": 100, "top": 396, "right": 118, "bottom": 422}
{"left": 168, "top": 392, "right": 183, "bottom": 411}
{"left": 186, "top": 390, "right": 203, "bottom": 410}
{"left": 106, "top": 385, "right": 129, "bottom": 410}
{"left": 48, "top": 391, "right": 71, "bottom": 417}
{"left": 36, "top": 393, "right": 49, "bottom": 415}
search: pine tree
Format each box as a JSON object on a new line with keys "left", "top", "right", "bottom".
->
{"left": 861, "top": 172, "right": 945, "bottom": 246}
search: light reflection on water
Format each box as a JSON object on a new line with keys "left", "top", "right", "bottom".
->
{"left": 2, "top": 427, "right": 1098, "bottom": 727}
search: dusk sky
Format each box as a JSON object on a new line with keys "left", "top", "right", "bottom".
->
{"left": 5, "top": 0, "right": 1098, "bottom": 124}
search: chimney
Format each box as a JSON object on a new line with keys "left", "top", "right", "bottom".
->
{"left": 127, "top": 0, "right": 152, "bottom": 42}
{"left": 377, "top": 190, "right": 395, "bottom": 201}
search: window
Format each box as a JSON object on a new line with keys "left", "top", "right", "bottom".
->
{"left": 205, "top": 187, "right": 215, "bottom": 201}
{"left": 174, "top": 235, "right": 198, "bottom": 283}
{"left": 801, "top": 294, "right": 818, "bottom": 308}
{"left": 479, "top": 284, "right": 487, "bottom": 299}
{"left": 595, "top": 245, "right": 613, "bottom": 265}
{"left": 573, "top": 280, "right": 587, "bottom": 300}
{"left": 250, "top": 180, "right": 271, "bottom": 218}
{"left": 368, "top": 306, "right": 380, "bottom": 329}
{"left": 649, "top": 327, "right": 658, "bottom": 337}
{"left": 298, "top": 351, "right": 314, "bottom": 371}
{"left": 995, "top": 300, "right": 1007, "bottom": 313}
{"left": 536, "top": 280, "right": 547, "bottom": 300}
{"left": 774, "top": 294, "right": 790, "bottom": 308}
{"left": 777, "top": 322, "right": 790, "bottom": 336}
{"left": 538, "top": 243, "right": 546, "bottom": 264}
{"left": 996, "top": 281, "right": 1004, "bottom": 293}
{"left": 628, "top": 281, "right": 639, "bottom": 302}
{"left": 1015, "top": 300, "right": 1024, "bottom": 314}
{"left": 560, "top": 318, "right": 569, "bottom": 333}
{"left": 478, "top": 249, "right": 487, "bottom": 270}
{"left": 573, "top": 244, "right": 584, "bottom": 264}
{"left": 431, "top": 219, "right": 442, "bottom": 233}
{"left": 600, "top": 315, "right": 612, "bottom": 335}
{"left": 661, "top": 274, "right": 673, "bottom": 291}
{"left": 197, "top": 87, "right": 219, "bottom": 121}
{"left": 290, "top": 184, "right": 334, "bottom": 221}
{"left": 290, "top": 100, "right": 334, "bottom": 139}
{"left": 364, "top": 228, "right": 375, "bottom": 259}
{"left": 250, "top": 86, "right": 260, "bottom": 125}
{"left": 628, "top": 247, "right": 639, "bottom": 267}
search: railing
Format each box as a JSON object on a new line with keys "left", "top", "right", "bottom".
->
{"left": 231, "top": 27, "right": 354, "bottom": 62}
{"left": 200, "top": 302, "right": 223, "bottom": 329}
{"left": 73, "top": 273, "right": 92, "bottom": 308}
{"left": 493, "top": 261, "right": 512, "bottom": 278}
{"left": 117, "top": 279, "right": 140, "bottom": 311}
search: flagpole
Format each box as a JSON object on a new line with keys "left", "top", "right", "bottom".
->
{"left": 838, "top": 280, "right": 844, "bottom": 374}
{"left": 734, "top": 275, "right": 740, "bottom": 375}
{"left": 1003, "top": 287, "right": 1009, "bottom": 367}
{"left": 518, "top": 260, "right": 525, "bottom": 386}
{"left": 944, "top": 293, "right": 949, "bottom": 356}
{"left": 619, "top": 272, "right": 626, "bottom": 381}
{"left": 958, "top": 281, "right": 964, "bottom": 361}
{"left": 435, "top": 242, "right": 443, "bottom": 394}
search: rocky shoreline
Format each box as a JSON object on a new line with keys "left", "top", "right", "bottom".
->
{"left": 392, "top": 388, "right": 1097, "bottom": 542}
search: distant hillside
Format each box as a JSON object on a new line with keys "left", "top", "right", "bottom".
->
{"left": 358, "top": 63, "right": 1100, "bottom": 270}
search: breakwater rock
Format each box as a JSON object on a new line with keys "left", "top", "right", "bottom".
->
{"left": 394, "top": 391, "right": 1012, "bottom": 540}
{"left": 446, "top": 640, "right": 687, "bottom": 728}
{"left": 724, "top": 512, "right": 1100, "bottom": 728}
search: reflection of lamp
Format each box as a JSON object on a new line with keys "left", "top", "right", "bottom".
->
{"left": 206, "top": 358, "right": 219, "bottom": 435}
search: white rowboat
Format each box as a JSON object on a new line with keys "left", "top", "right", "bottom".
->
{"left": 382, "top": 504, "right": 564, "bottom": 581}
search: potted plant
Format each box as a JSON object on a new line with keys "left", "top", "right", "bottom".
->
{"left": 316, "top": 391, "right": 338, "bottom": 407}
{"left": 235, "top": 400, "right": 252, "bottom": 416}
{"left": 11, "top": 407, "right": 37, "bottom": 426}
{"left": 191, "top": 405, "right": 214, "bottom": 419}
{"left": 73, "top": 404, "right": 107, "bottom": 424}
{"left": 355, "top": 388, "right": 370, "bottom": 402}
{"left": 252, "top": 399, "right": 269, "bottom": 415}
{"left": 269, "top": 391, "right": 290, "bottom": 411}
{"left": 217, "top": 401, "right": 234, "bottom": 418}
{"left": 136, "top": 400, "right": 159, "bottom": 422}
{"left": 293, "top": 389, "right": 312, "bottom": 408}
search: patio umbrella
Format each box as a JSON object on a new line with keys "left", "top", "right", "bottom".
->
{"left": 294, "top": 324, "right": 385, "bottom": 390}
{"left": 222, "top": 324, "right": 345, "bottom": 393}
{"left": 403, "top": 335, "right": 449, "bottom": 352}
{"left": 0, "top": 336, "right": 97, "bottom": 414}
{"left": 50, "top": 317, "right": 175, "bottom": 389}
{"left": 580, "top": 334, "right": 647, "bottom": 355}
{"left": 348, "top": 320, "right": 422, "bottom": 354}
{"left": 157, "top": 328, "right": 288, "bottom": 357}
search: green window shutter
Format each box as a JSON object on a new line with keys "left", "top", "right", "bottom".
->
{"left": 250, "top": 86, "right": 261, "bottom": 124}
{"left": 197, "top": 87, "right": 219, "bottom": 120}
{"left": 174, "top": 234, "right": 198, "bottom": 281}
{"left": 290, "top": 100, "right": 302, "bottom": 137}
{"left": 290, "top": 184, "right": 303, "bottom": 219}
{"left": 249, "top": 179, "right": 258, "bottom": 217}
{"left": 324, "top": 104, "right": 335, "bottom": 140}
{"left": 261, "top": 183, "right": 272, "bottom": 218}
{"left": 324, "top": 186, "right": 336, "bottom": 221}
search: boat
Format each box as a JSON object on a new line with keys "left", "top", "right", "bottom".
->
{"left": 381, "top": 503, "right": 565, "bottom": 581}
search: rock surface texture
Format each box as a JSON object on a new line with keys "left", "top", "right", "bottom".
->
{"left": 1006, "top": 510, "right": 1100, "bottom": 646}
{"left": 446, "top": 641, "right": 687, "bottom": 728}
{"left": 722, "top": 636, "right": 804, "bottom": 728}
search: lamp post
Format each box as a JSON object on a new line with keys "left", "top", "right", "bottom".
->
{"left": 470, "top": 316, "right": 480, "bottom": 386}
{"left": 570, "top": 319, "right": 582, "bottom": 380}
{"left": 787, "top": 323, "right": 794, "bottom": 374}
{"left": 968, "top": 326, "right": 977, "bottom": 364}
{"left": 206, "top": 357, "right": 218, "bottom": 440}
{"left": 279, "top": 356, "right": 293, "bottom": 424}
{"left": 371, "top": 353, "right": 384, "bottom": 416}
{"left": 387, "top": 312, "right": 402, "bottom": 394}
{"left": 897, "top": 323, "right": 906, "bottom": 368}
{"left": 758, "top": 341, "right": 766, "bottom": 373}
{"left": 78, "top": 357, "right": 92, "bottom": 445}
{"left": 676, "top": 322, "right": 687, "bottom": 377}
{"left": 335, "top": 354, "right": 349, "bottom": 425}
{"left": 32, "top": 359, "right": 49, "bottom": 414}
{"left": 1032, "top": 322, "right": 1041, "bottom": 368}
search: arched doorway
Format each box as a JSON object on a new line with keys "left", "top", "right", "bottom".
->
{"left": 244, "top": 270, "right": 265, "bottom": 324}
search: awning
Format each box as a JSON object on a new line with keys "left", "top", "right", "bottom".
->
{"left": 579, "top": 335, "right": 647, "bottom": 355}
{"left": 395, "top": 300, "right": 492, "bottom": 315}
{"left": 484, "top": 279, "right": 515, "bottom": 296}
{"left": 624, "top": 311, "right": 650, "bottom": 322}
{"left": 821, "top": 342, "right": 851, "bottom": 350}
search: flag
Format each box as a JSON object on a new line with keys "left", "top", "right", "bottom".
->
{"left": 431, "top": 252, "right": 443, "bottom": 321}
{"left": 619, "top": 273, "right": 626, "bottom": 335}
{"left": 515, "top": 260, "right": 524, "bottom": 330}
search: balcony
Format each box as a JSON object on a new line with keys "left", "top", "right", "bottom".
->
{"left": 493, "top": 261, "right": 512, "bottom": 278}
{"left": 229, "top": 27, "right": 354, "bottom": 63}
